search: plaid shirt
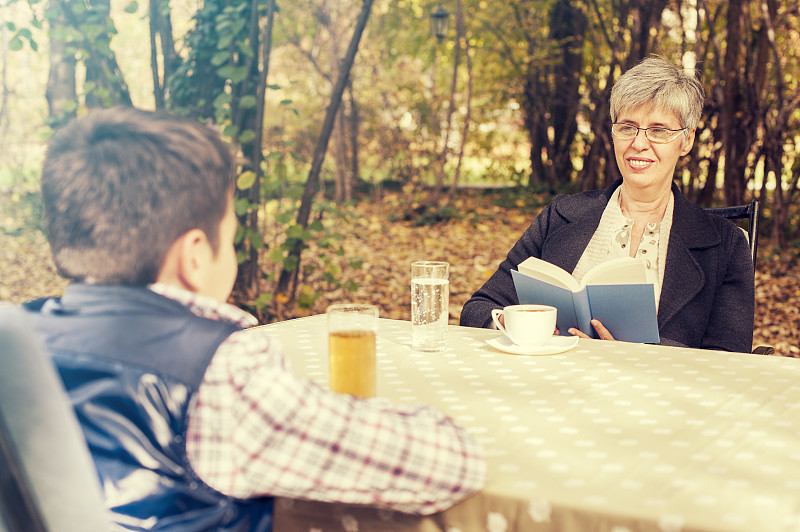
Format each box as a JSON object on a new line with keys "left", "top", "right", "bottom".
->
{"left": 150, "top": 284, "right": 486, "bottom": 515}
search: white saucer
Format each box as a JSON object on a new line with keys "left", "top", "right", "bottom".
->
{"left": 485, "top": 335, "right": 579, "bottom": 356}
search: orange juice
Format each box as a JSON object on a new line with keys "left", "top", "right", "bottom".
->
{"left": 328, "top": 329, "right": 376, "bottom": 398}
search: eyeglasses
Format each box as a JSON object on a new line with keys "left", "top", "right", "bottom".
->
{"left": 611, "top": 122, "right": 687, "bottom": 144}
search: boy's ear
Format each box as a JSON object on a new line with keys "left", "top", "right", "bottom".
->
{"left": 156, "top": 229, "right": 213, "bottom": 293}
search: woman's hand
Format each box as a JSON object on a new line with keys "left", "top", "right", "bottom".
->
{"left": 568, "top": 319, "right": 616, "bottom": 341}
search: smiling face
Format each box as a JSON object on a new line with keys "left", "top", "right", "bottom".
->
{"left": 613, "top": 105, "right": 695, "bottom": 198}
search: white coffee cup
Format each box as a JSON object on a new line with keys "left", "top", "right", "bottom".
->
{"left": 491, "top": 304, "right": 557, "bottom": 347}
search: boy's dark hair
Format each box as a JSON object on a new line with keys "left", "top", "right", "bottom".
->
{"left": 41, "top": 106, "right": 235, "bottom": 285}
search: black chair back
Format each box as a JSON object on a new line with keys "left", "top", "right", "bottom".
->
{"left": 0, "top": 307, "right": 109, "bottom": 532}
{"left": 703, "top": 200, "right": 775, "bottom": 355}
{"left": 704, "top": 199, "right": 760, "bottom": 264}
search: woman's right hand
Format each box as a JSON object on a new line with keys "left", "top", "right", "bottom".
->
{"left": 568, "top": 319, "right": 617, "bottom": 341}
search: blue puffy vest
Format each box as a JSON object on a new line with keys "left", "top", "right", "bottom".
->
{"left": 25, "top": 284, "right": 273, "bottom": 531}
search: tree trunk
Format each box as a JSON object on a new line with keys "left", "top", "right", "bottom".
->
{"left": 276, "top": 0, "right": 375, "bottom": 297}
{"left": 149, "top": 1, "right": 163, "bottom": 109}
{"left": 549, "top": 0, "right": 586, "bottom": 186}
{"left": 523, "top": 42, "right": 548, "bottom": 188}
{"left": 721, "top": 0, "right": 747, "bottom": 206}
{"left": 630, "top": 0, "right": 667, "bottom": 63}
{"left": 347, "top": 82, "right": 360, "bottom": 195}
{"left": 333, "top": 111, "right": 350, "bottom": 201}
{"left": 78, "top": 0, "right": 132, "bottom": 108}
{"left": 520, "top": 0, "right": 588, "bottom": 191}
{"left": 149, "top": 0, "right": 180, "bottom": 110}
{"left": 45, "top": 0, "right": 76, "bottom": 125}
{"left": 577, "top": 65, "right": 616, "bottom": 192}
{"left": 324, "top": 0, "right": 350, "bottom": 203}
{"left": 0, "top": 17, "right": 7, "bottom": 125}
{"left": 698, "top": 144, "right": 721, "bottom": 206}
{"left": 757, "top": 0, "right": 797, "bottom": 248}
{"left": 232, "top": 0, "right": 276, "bottom": 305}
{"left": 429, "top": 43, "right": 441, "bottom": 195}
{"left": 449, "top": 0, "right": 472, "bottom": 198}
{"left": 167, "top": 2, "right": 223, "bottom": 121}
{"left": 437, "top": 2, "right": 463, "bottom": 197}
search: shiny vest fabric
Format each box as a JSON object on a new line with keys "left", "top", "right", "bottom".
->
{"left": 25, "top": 284, "right": 273, "bottom": 532}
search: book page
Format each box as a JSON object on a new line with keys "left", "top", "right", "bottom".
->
{"left": 582, "top": 256, "right": 647, "bottom": 287}
{"left": 517, "top": 256, "right": 580, "bottom": 292}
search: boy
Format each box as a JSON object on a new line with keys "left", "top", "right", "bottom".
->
{"left": 24, "top": 107, "right": 485, "bottom": 531}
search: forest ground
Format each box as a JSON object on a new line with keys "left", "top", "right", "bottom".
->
{"left": 2, "top": 188, "right": 798, "bottom": 356}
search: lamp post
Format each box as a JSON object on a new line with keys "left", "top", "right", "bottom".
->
{"left": 428, "top": 6, "right": 450, "bottom": 137}
{"left": 429, "top": 5, "right": 450, "bottom": 193}
{"left": 429, "top": 5, "right": 450, "bottom": 42}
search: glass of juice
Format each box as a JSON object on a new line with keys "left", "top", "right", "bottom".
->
{"left": 326, "top": 303, "right": 378, "bottom": 398}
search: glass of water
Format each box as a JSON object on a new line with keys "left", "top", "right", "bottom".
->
{"left": 411, "top": 261, "right": 450, "bottom": 352}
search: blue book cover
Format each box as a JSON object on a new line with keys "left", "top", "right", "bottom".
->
{"left": 510, "top": 257, "right": 660, "bottom": 343}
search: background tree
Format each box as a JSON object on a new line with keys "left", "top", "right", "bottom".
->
{"left": 148, "top": 0, "right": 179, "bottom": 110}
{"left": 447, "top": 0, "right": 474, "bottom": 196}
{"left": 168, "top": 0, "right": 277, "bottom": 304}
{"left": 76, "top": 0, "right": 132, "bottom": 108}
{"left": 44, "top": 1, "right": 75, "bottom": 125}
{"left": 275, "top": 0, "right": 376, "bottom": 297}
{"left": 42, "top": 0, "right": 132, "bottom": 126}
{"left": 3, "top": 0, "right": 799, "bottom": 320}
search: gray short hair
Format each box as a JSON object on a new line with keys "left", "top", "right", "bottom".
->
{"left": 610, "top": 56, "right": 704, "bottom": 130}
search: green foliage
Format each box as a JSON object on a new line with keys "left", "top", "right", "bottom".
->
{"left": 10, "top": 0, "right": 800, "bottom": 313}
{"left": 237, "top": 171, "right": 257, "bottom": 190}
{"left": 0, "top": 167, "right": 44, "bottom": 235}
{"left": 265, "top": 200, "right": 359, "bottom": 311}
{"left": 22, "top": 0, "right": 133, "bottom": 127}
{"left": 493, "top": 184, "right": 549, "bottom": 211}
{"left": 409, "top": 204, "right": 463, "bottom": 227}
{"left": 7, "top": 25, "right": 38, "bottom": 51}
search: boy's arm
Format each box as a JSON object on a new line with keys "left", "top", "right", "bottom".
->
{"left": 186, "top": 331, "right": 486, "bottom": 514}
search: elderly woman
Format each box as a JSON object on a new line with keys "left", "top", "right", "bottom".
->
{"left": 460, "top": 56, "right": 754, "bottom": 352}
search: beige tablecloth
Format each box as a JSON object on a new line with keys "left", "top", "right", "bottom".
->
{"left": 249, "top": 316, "right": 800, "bottom": 532}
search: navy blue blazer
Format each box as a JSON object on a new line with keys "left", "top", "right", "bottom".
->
{"left": 460, "top": 180, "right": 755, "bottom": 353}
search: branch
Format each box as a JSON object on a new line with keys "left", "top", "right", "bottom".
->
{"left": 587, "top": 0, "right": 615, "bottom": 52}
{"left": 277, "top": 0, "right": 375, "bottom": 295}
{"left": 759, "top": 0, "right": 784, "bottom": 108}
{"left": 290, "top": 42, "right": 333, "bottom": 84}
{"left": 474, "top": 13, "right": 522, "bottom": 72}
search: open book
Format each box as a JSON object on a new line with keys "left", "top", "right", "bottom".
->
{"left": 510, "top": 256, "right": 659, "bottom": 343}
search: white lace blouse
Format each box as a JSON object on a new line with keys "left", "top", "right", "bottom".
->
{"left": 571, "top": 187, "right": 674, "bottom": 310}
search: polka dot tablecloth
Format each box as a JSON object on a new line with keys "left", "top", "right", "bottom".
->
{"left": 253, "top": 316, "right": 800, "bottom": 532}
